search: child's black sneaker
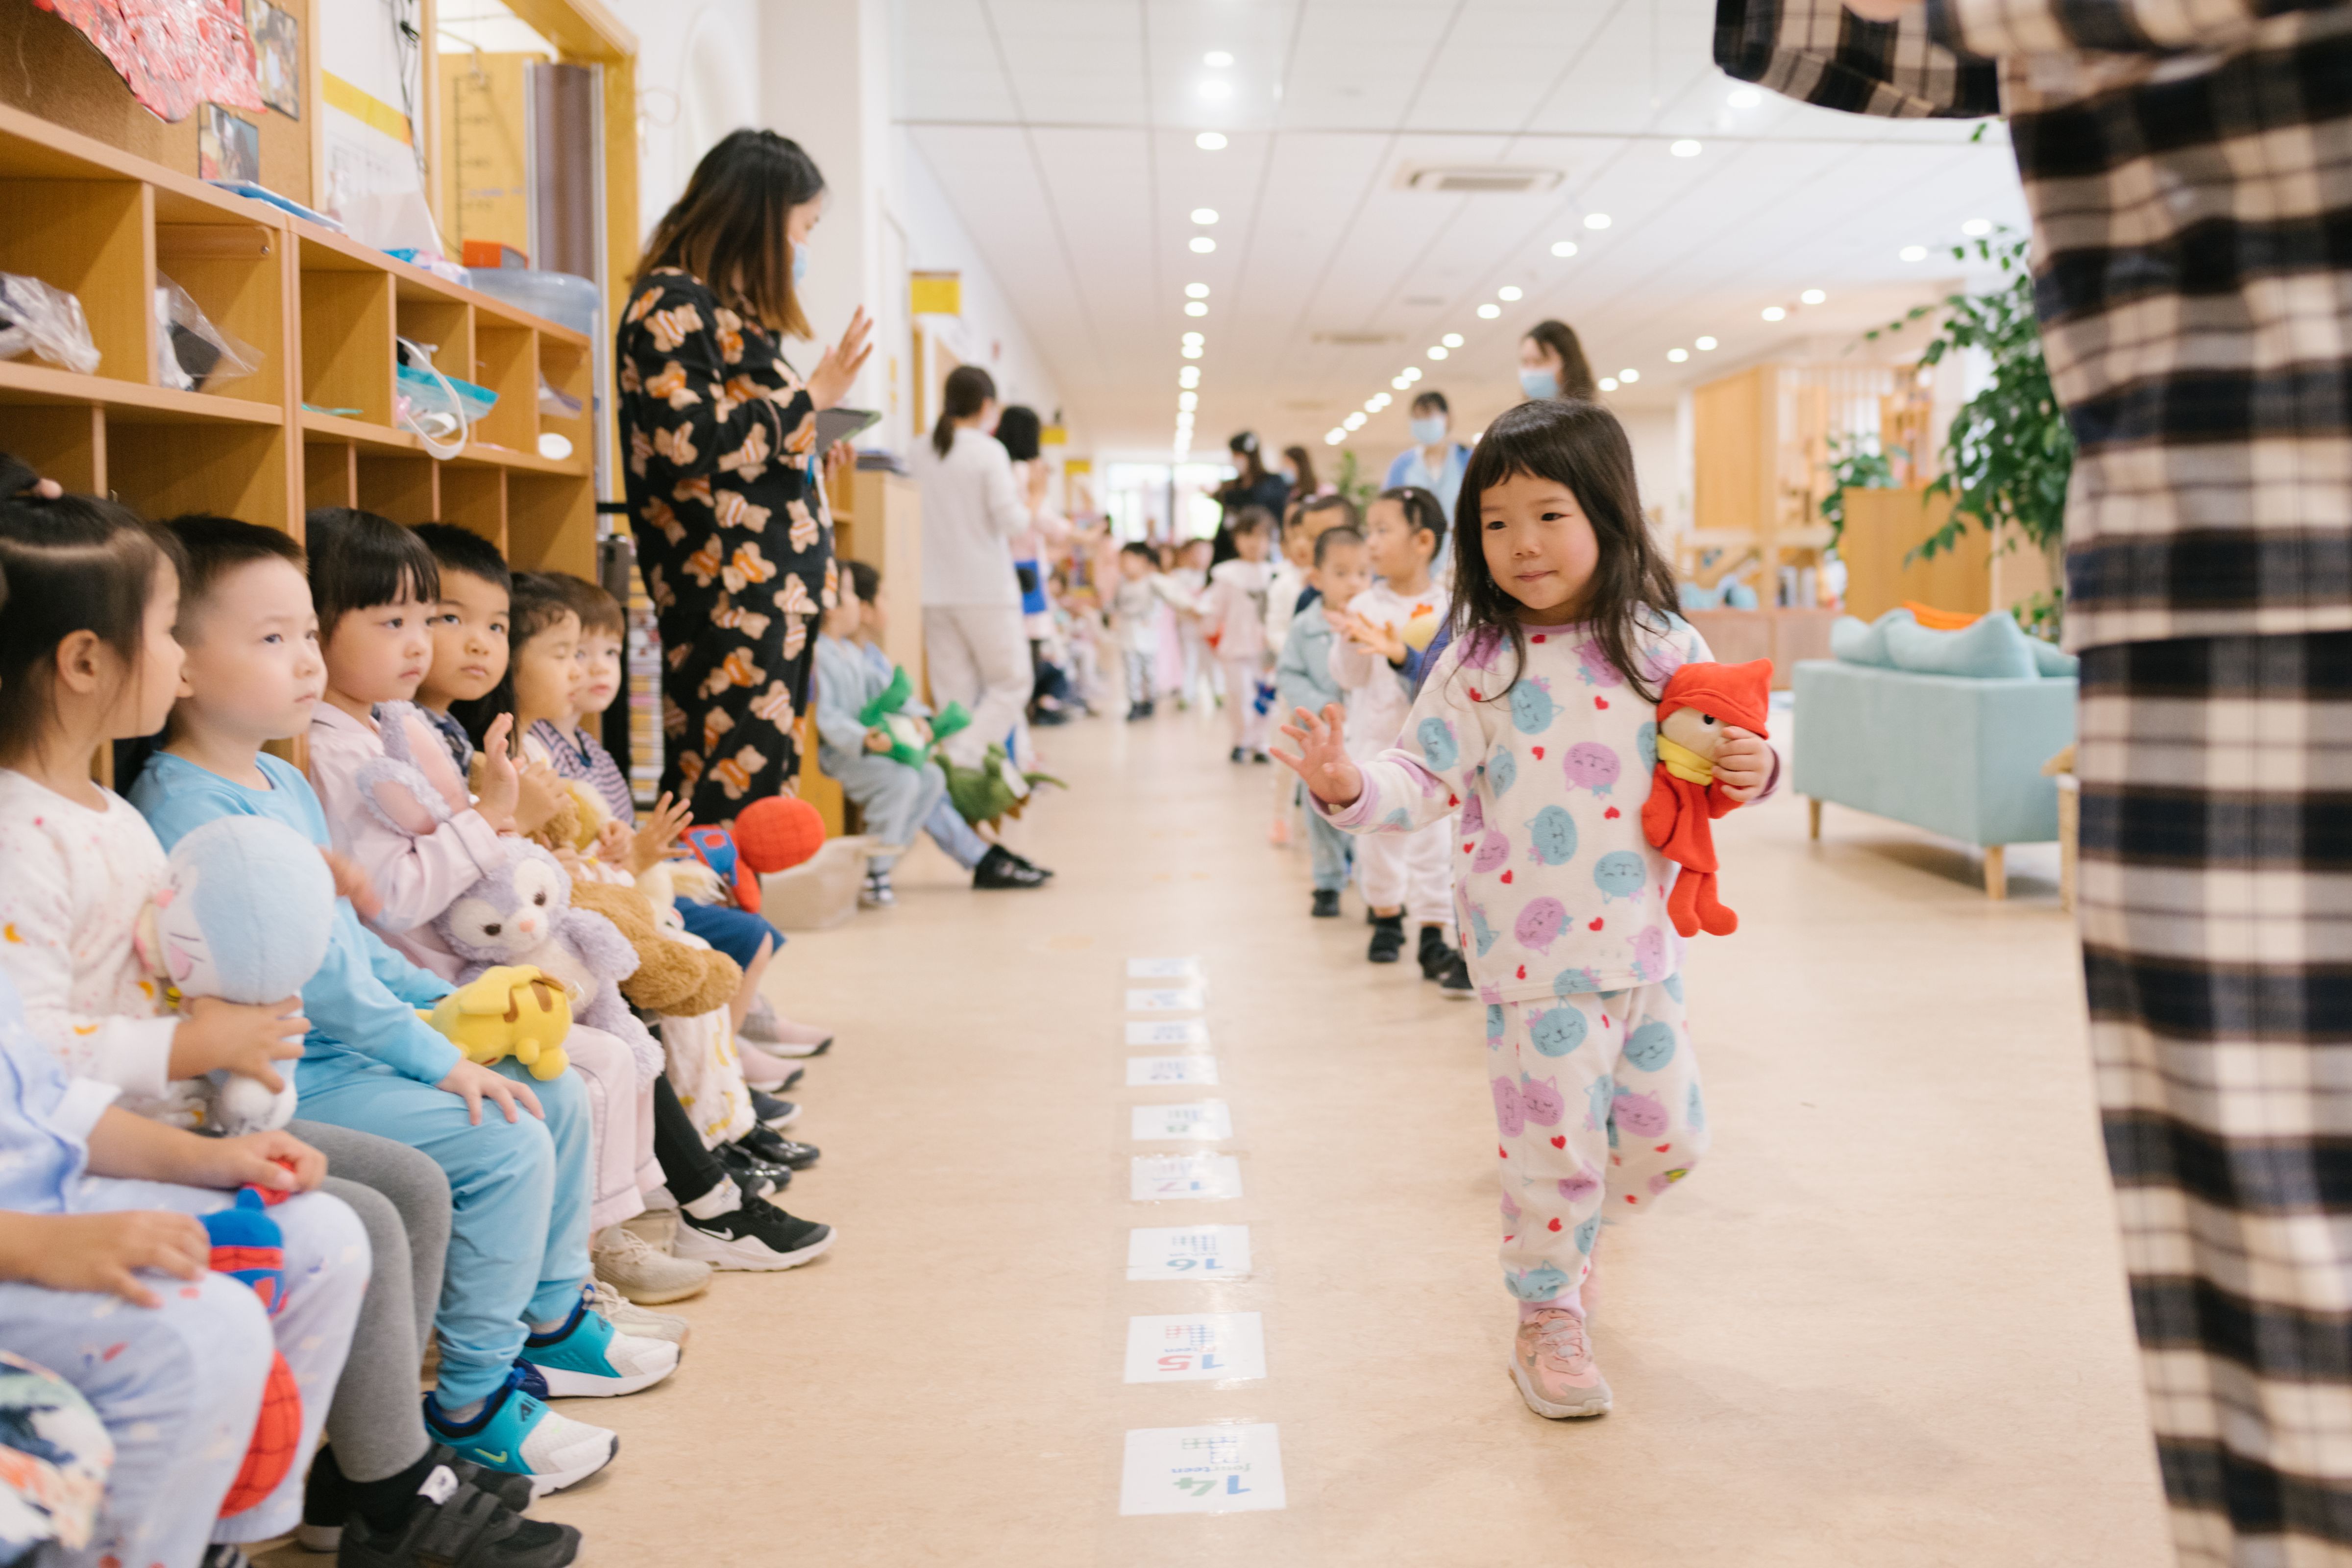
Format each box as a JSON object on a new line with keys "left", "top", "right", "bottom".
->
{"left": 1439, "top": 952, "right": 1475, "bottom": 997}
{"left": 672, "top": 1199, "right": 836, "bottom": 1271}
{"left": 1229, "top": 746, "right": 1248, "bottom": 763}
{"left": 749, "top": 1089, "right": 801, "bottom": 1128}
{"left": 1250, "top": 751, "right": 1272, "bottom": 764}
{"left": 1418, "top": 924, "right": 1454, "bottom": 981}
{"left": 338, "top": 1456, "right": 579, "bottom": 1568}
{"left": 1368, "top": 913, "right": 1405, "bottom": 963}
{"left": 739, "top": 1124, "right": 820, "bottom": 1169}
{"left": 712, "top": 1139, "right": 786, "bottom": 1198}
{"left": 301, "top": 1442, "right": 534, "bottom": 1554}
{"left": 1310, "top": 888, "right": 1341, "bottom": 918}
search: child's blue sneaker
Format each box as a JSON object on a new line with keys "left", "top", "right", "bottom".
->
{"left": 424, "top": 1368, "right": 617, "bottom": 1498}
{"left": 519, "top": 1291, "right": 680, "bottom": 1397}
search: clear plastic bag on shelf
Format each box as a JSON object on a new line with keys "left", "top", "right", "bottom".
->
{"left": 538, "top": 375, "right": 583, "bottom": 418}
{"left": 154, "top": 275, "right": 260, "bottom": 392}
{"left": 394, "top": 337, "right": 499, "bottom": 459}
{"left": 0, "top": 273, "right": 102, "bottom": 376}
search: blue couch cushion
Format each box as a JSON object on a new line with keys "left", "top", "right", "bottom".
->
{"left": 1883, "top": 610, "right": 2038, "bottom": 679}
{"left": 1830, "top": 608, "right": 1909, "bottom": 668}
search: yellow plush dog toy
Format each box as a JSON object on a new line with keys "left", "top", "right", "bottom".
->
{"left": 422, "top": 964, "right": 573, "bottom": 1079}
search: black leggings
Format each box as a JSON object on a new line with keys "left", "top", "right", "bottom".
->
{"left": 652, "top": 1074, "right": 728, "bottom": 1206}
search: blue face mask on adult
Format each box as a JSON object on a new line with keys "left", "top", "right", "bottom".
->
{"left": 1520, "top": 368, "right": 1559, "bottom": 401}
{"left": 1410, "top": 416, "right": 1446, "bottom": 446}
{"left": 792, "top": 244, "right": 809, "bottom": 287}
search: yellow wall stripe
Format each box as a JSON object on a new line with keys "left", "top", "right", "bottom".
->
{"left": 322, "top": 72, "right": 416, "bottom": 147}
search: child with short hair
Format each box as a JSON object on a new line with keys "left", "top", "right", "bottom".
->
{"left": 1275, "top": 526, "right": 1370, "bottom": 918}
{"left": 409, "top": 521, "right": 512, "bottom": 772}
{"left": 1172, "top": 536, "right": 1214, "bottom": 709}
{"left": 131, "top": 508, "right": 668, "bottom": 1491}
{"left": 1110, "top": 541, "right": 1165, "bottom": 721}
{"left": 1200, "top": 508, "right": 1277, "bottom": 764}
{"left": 1276, "top": 398, "right": 1774, "bottom": 1421}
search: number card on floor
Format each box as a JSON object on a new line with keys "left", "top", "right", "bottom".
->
{"left": 1118, "top": 1424, "right": 1287, "bottom": 1516}
{"left": 1127, "top": 1055, "right": 1219, "bottom": 1087}
{"left": 1123, "top": 1312, "right": 1267, "bottom": 1383}
{"left": 1130, "top": 1153, "right": 1244, "bottom": 1202}
{"left": 1127, "top": 1019, "right": 1210, "bottom": 1048}
{"left": 1130, "top": 1101, "right": 1234, "bottom": 1141}
{"left": 1127, "top": 1225, "right": 1251, "bottom": 1281}
{"left": 1127, "top": 956, "right": 1202, "bottom": 980}
{"left": 1126, "top": 987, "right": 1206, "bottom": 1013}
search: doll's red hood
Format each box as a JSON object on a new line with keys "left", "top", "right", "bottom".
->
{"left": 1657, "top": 660, "right": 1772, "bottom": 737}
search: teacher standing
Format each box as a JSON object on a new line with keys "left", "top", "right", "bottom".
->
{"left": 617, "top": 129, "right": 872, "bottom": 824}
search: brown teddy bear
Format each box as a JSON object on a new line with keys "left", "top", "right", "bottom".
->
{"left": 565, "top": 879, "right": 740, "bottom": 1017}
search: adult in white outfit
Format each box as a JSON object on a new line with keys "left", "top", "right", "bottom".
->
{"left": 915, "top": 364, "right": 1043, "bottom": 773}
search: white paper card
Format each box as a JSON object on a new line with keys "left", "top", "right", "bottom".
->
{"left": 1127, "top": 1055, "right": 1219, "bottom": 1087}
{"left": 1119, "top": 1423, "right": 1287, "bottom": 1516}
{"left": 1131, "top": 1101, "right": 1234, "bottom": 1141}
{"left": 1126, "top": 988, "right": 1205, "bottom": 1013}
{"left": 1127, "top": 1225, "right": 1252, "bottom": 1281}
{"left": 1127, "top": 1019, "right": 1210, "bottom": 1047}
{"left": 1130, "top": 1153, "right": 1244, "bottom": 1202}
{"left": 1127, "top": 956, "right": 1203, "bottom": 979}
{"left": 1123, "top": 1312, "right": 1267, "bottom": 1383}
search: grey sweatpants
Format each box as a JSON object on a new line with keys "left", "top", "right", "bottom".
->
{"left": 294, "top": 1119, "right": 452, "bottom": 1483}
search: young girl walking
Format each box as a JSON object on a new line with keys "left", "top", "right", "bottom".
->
{"left": 1274, "top": 399, "right": 1773, "bottom": 1420}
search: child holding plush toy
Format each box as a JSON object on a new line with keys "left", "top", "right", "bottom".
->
{"left": 1273, "top": 398, "right": 1776, "bottom": 1422}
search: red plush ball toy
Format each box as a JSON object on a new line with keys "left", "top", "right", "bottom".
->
{"left": 735, "top": 797, "right": 825, "bottom": 881}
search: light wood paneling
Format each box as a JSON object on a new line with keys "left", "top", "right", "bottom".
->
{"left": 1839, "top": 488, "right": 1992, "bottom": 621}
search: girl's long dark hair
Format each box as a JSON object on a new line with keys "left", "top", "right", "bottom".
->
{"left": 1282, "top": 444, "right": 1317, "bottom": 496}
{"left": 634, "top": 129, "right": 826, "bottom": 339}
{"left": 1446, "top": 398, "right": 1678, "bottom": 702}
{"left": 932, "top": 365, "right": 996, "bottom": 459}
{"left": 0, "top": 489, "right": 177, "bottom": 771}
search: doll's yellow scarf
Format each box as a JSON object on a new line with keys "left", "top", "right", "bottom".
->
{"left": 1655, "top": 735, "right": 1714, "bottom": 786}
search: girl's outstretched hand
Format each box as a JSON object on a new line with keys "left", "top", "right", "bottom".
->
{"left": 1270, "top": 704, "right": 1364, "bottom": 807}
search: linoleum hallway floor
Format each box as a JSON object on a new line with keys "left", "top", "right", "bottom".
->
{"left": 318, "top": 706, "right": 2176, "bottom": 1565}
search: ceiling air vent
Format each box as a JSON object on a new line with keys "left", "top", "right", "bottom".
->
{"left": 1312, "top": 330, "right": 1401, "bottom": 347}
{"left": 1398, "top": 165, "right": 1564, "bottom": 194}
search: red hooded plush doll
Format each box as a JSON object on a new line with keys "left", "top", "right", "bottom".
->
{"left": 1642, "top": 660, "right": 1772, "bottom": 938}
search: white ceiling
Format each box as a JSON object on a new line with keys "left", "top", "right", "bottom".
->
{"left": 894, "top": 0, "right": 2031, "bottom": 461}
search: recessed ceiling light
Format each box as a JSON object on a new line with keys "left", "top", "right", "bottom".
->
{"left": 1551, "top": 240, "right": 1579, "bottom": 258}
{"left": 1402, "top": 367, "right": 1422, "bottom": 382}
{"left": 1667, "top": 348, "right": 1688, "bottom": 363}
{"left": 1584, "top": 213, "right": 1612, "bottom": 230}
{"left": 1198, "top": 80, "right": 1231, "bottom": 99}
{"left": 1597, "top": 376, "right": 1619, "bottom": 392}
{"left": 1325, "top": 430, "right": 1346, "bottom": 445}
{"left": 1899, "top": 244, "right": 1927, "bottom": 262}
{"left": 1203, "top": 50, "right": 1232, "bottom": 67}
{"left": 1619, "top": 368, "right": 1640, "bottom": 383}
{"left": 1800, "top": 288, "right": 1825, "bottom": 304}
{"left": 1427, "top": 345, "right": 1448, "bottom": 360}
{"left": 1178, "top": 391, "right": 1198, "bottom": 411}
{"left": 1184, "top": 301, "right": 1207, "bottom": 317}
{"left": 1185, "top": 282, "right": 1210, "bottom": 299}
{"left": 1179, "top": 366, "right": 1200, "bottom": 387}
{"left": 1345, "top": 413, "right": 1367, "bottom": 429}
{"left": 1727, "top": 87, "right": 1761, "bottom": 108}
{"left": 1476, "top": 303, "right": 1501, "bottom": 319}
{"left": 1441, "top": 333, "right": 1464, "bottom": 348}
{"left": 1695, "top": 335, "right": 1717, "bottom": 350}
{"left": 1391, "top": 376, "right": 1410, "bottom": 390}
{"left": 1182, "top": 344, "right": 1202, "bottom": 359}
{"left": 1670, "top": 139, "right": 1701, "bottom": 157}
{"left": 1191, "top": 208, "right": 1218, "bottom": 225}
{"left": 1761, "top": 305, "right": 1787, "bottom": 321}
{"left": 1960, "top": 218, "right": 1992, "bottom": 236}
{"left": 1196, "top": 131, "right": 1227, "bottom": 151}
{"left": 1190, "top": 237, "right": 1216, "bottom": 254}
{"left": 1364, "top": 396, "right": 1382, "bottom": 413}
{"left": 1497, "top": 285, "right": 1523, "bottom": 301}
{"left": 1182, "top": 331, "right": 1204, "bottom": 345}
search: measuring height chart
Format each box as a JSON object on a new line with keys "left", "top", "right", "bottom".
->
{"left": 1130, "top": 1153, "right": 1244, "bottom": 1202}
{"left": 1126, "top": 987, "right": 1206, "bottom": 1013}
{"left": 1127, "top": 1055, "right": 1219, "bottom": 1087}
{"left": 1131, "top": 1101, "right": 1234, "bottom": 1141}
{"left": 1127, "top": 1225, "right": 1252, "bottom": 1281}
{"left": 1127, "top": 1019, "right": 1211, "bottom": 1048}
{"left": 1118, "top": 1424, "right": 1287, "bottom": 1516}
{"left": 1124, "top": 1312, "right": 1267, "bottom": 1384}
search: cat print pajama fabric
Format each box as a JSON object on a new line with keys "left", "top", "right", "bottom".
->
{"left": 1491, "top": 975, "right": 1706, "bottom": 1307}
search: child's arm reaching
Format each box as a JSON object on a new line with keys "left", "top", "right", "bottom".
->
{"left": 1277, "top": 643, "right": 1487, "bottom": 834}
{"left": 628, "top": 792, "right": 692, "bottom": 876}
{"left": 1271, "top": 704, "right": 1365, "bottom": 806}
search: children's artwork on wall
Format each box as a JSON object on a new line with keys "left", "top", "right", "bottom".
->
{"left": 34, "top": 0, "right": 262, "bottom": 122}
{"left": 243, "top": 0, "right": 299, "bottom": 118}
{"left": 197, "top": 102, "right": 259, "bottom": 181}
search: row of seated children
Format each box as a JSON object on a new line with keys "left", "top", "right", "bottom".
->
{"left": 0, "top": 465, "right": 843, "bottom": 1566}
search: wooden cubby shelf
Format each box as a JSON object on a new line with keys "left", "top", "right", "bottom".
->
{"left": 1, "top": 100, "right": 596, "bottom": 572}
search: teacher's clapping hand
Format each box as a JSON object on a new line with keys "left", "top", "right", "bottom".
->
{"left": 809, "top": 307, "right": 874, "bottom": 409}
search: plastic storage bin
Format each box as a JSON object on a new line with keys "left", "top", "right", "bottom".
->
{"left": 759, "top": 835, "right": 873, "bottom": 931}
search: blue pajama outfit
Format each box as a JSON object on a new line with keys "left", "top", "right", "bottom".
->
{"left": 130, "top": 753, "right": 592, "bottom": 1407}
{"left": 0, "top": 975, "right": 368, "bottom": 1566}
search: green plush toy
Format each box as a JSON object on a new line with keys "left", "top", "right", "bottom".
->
{"left": 857, "top": 665, "right": 972, "bottom": 767}
{"left": 943, "top": 742, "right": 1064, "bottom": 830}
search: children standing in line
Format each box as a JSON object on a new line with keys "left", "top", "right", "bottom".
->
{"left": 1111, "top": 542, "right": 1166, "bottom": 720}
{"left": 1274, "top": 398, "right": 1773, "bottom": 1421}
{"left": 1199, "top": 509, "right": 1276, "bottom": 763}
{"left": 1328, "top": 487, "right": 1464, "bottom": 987}
{"left": 1274, "top": 525, "right": 1369, "bottom": 918}
{"left": 1171, "top": 537, "right": 1215, "bottom": 710}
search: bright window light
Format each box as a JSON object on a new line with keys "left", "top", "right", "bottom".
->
{"left": 1670, "top": 139, "right": 1701, "bottom": 157}
{"left": 1184, "top": 301, "right": 1208, "bottom": 317}
{"left": 1427, "top": 345, "right": 1449, "bottom": 360}
{"left": 1199, "top": 79, "right": 1231, "bottom": 99}
{"left": 1551, "top": 240, "right": 1578, "bottom": 258}
{"left": 1728, "top": 87, "right": 1761, "bottom": 108}
{"left": 1441, "top": 332, "right": 1464, "bottom": 348}
{"left": 1179, "top": 366, "right": 1200, "bottom": 388}
{"left": 1196, "top": 131, "right": 1227, "bottom": 151}
{"left": 1619, "top": 368, "right": 1640, "bottom": 383}
{"left": 1182, "top": 344, "right": 1202, "bottom": 359}
{"left": 1498, "top": 285, "right": 1523, "bottom": 301}
{"left": 1185, "top": 282, "right": 1210, "bottom": 298}
{"left": 1597, "top": 377, "right": 1619, "bottom": 391}
{"left": 1695, "top": 335, "right": 1718, "bottom": 350}
{"left": 1584, "top": 213, "right": 1612, "bottom": 230}
{"left": 1899, "top": 244, "right": 1927, "bottom": 262}
{"left": 1762, "top": 305, "right": 1787, "bottom": 321}
{"left": 1961, "top": 218, "right": 1992, "bottom": 236}
{"left": 1203, "top": 50, "right": 1232, "bottom": 67}
{"left": 1178, "top": 391, "right": 1198, "bottom": 411}
{"left": 1190, "top": 236, "right": 1216, "bottom": 254}
{"left": 1667, "top": 347, "right": 1688, "bottom": 363}
{"left": 1344, "top": 412, "right": 1367, "bottom": 430}
{"left": 1800, "top": 288, "right": 1825, "bottom": 304}
{"left": 1191, "top": 208, "right": 1219, "bottom": 225}
{"left": 1476, "top": 303, "right": 1501, "bottom": 319}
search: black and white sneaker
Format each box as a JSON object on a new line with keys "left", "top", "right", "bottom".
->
{"left": 1438, "top": 953, "right": 1475, "bottom": 997}
{"left": 337, "top": 1457, "right": 578, "bottom": 1568}
{"left": 749, "top": 1089, "right": 801, "bottom": 1129}
{"left": 300, "top": 1442, "right": 535, "bottom": 1554}
{"left": 1418, "top": 925, "right": 1455, "bottom": 981}
{"left": 1311, "top": 889, "right": 1341, "bottom": 919}
{"left": 672, "top": 1200, "right": 835, "bottom": 1271}
{"left": 1368, "top": 913, "right": 1405, "bottom": 963}
{"left": 974, "top": 843, "right": 1049, "bottom": 889}
{"left": 739, "top": 1124, "right": 820, "bottom": 1169}
{"left": 859, "top": 870, "right": 896, "bottom": 908}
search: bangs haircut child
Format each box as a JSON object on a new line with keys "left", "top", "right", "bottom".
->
{"left": 453, "top": 571, "right": 581, "bottom": 747}
{"left": 550, "top": 573, "right": 624, "bottom": 639}
{"left": 1230, "top": 507, "right": 1274, "bottom": 540}
{"left": 1313, "top": 524, "right": 1366, "bottom": 566}
{"left": 1119, "top": 540, "right": 1157, "bottom": 564}
{"left": 1449, "top": 397, "right": 1678, "bottom": 702}
{"left": 305, "top": 507, "right": 439, "bottom": 632}
{"left": 1299, "top": 492, "right": 1359, "bottom": 532}
{"left": 411, "top": 522, "right": 512, "bottom": 593}
{"left": 844, "top": 557, "right": 880, "bottom": 605}
{"left": 0, "top": 491, "right": 179, "bottom": 766}
{"left": 164, "top": 514, "right": 306, "bottom": 612}
{"left": 1377, "top": 485, "right": 1447, "bottom": 554}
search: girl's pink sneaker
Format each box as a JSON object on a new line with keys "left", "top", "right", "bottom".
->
{"left": 1510, "top": 1308, "right": 1612, "bottom": 1419}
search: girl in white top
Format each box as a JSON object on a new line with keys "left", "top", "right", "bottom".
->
{"left": 1199, "top": 510, "right": 1277, "bottom": 761}
{"left": 1275, "top": 399, "right": 1772, "bottom": 1423}
{"left": 912, "top": 365, "right": 1042, "bottom": 772}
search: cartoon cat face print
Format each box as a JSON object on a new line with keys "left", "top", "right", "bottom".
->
{"left": 1506, "top": 1263, "right": 1573, "bottom": 1301}
{"left": 1518, "top": 1074, "right": 1565, "bottom": 1127}
{"left": 1492, "top": 1076, "right": 1525, "bottom": 1139}
{"left": 1418, "top": 716, "right": 1460, "bottom": 772}
{"left": 1623, "top": 1019, "right": 1677, "bottom": 1073}
{"left": 1612, "top": 1087, "right": 1669, "bottom": 1138}
{"left": 1592, "top": 851, "right": 1647, "bottom": 903}
{"left": 1514, "top": 897, "right": 1569, "bottom": 954}
{"left": 1575, "top": 639, "right": 1623, "bottom": 688}
{"left": 1525, "top": 805, "right": 1578, "bottom": 866}
{"left": 1564, "top": 742, "right": 1621, "bottom": 797}
{"left": 1487, "top": 748, "right": 1518, "bottom": 798}
{"left": 1471, "top": 830, "right": 1513, "bottom": 874}
{"left": 1509, "top": 675, "right": 1561, "bottom": 735}
{"left": 1635, "top": 720, "right": 1658, "bottom": 775}
{"left": 1469, "top": 904, "right": 1499, "bottom": 957}
{"left": 1527, "top": 1004, "right": 1588, "bottom": 1057}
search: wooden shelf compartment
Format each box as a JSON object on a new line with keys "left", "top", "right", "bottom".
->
{"left": 0, "top": 357, "right": 284, "bottom": 423}
{"left": 105, "top": 412, "right": 292, "bottom": 529}
{"left": 156, "top": 220, "right": 287, "bottom": 410}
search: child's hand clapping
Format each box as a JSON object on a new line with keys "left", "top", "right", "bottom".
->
{"left": 170, "top": 995, "right": 308, "bottom": 1092}
{"left": 473, "top": 714, "right": 520, "bottom": 828}
{"left": 1713, "top": 727, "right": 1773, "bottom": 803}
{"left": 511, "top": 761, "right": 567, "bottom": 837}
{"left": 595, "top": 817, "right": 632, "bottom": 865}
{"left": 1270, "top": 703, "right": 1364, "bottom": 807}
{"left": 1337, "top": 611, "right": 1406, "bottom": 664}
{"left": 629, "top": 792, "right": 693, "bottom": 876}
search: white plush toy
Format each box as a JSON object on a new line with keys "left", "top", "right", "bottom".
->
{"left": 135, "top": 816, "right": 335, "bottom": 1134}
